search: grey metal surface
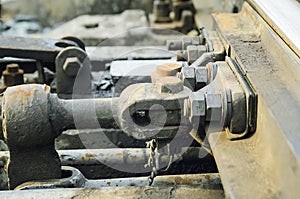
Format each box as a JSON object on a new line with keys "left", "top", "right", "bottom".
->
{"left": 110, "top": 60, "right": 180, "bottom": 77}
{"left": 248, "top": 0, "right": 300, "bottom": 58}
{"left": 0, "top": 36, "right": 78, "bottom": 63}
{"left": 212, "top": 2, "right": 300, "bottom": 198}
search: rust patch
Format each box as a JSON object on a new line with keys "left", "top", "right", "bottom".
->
{"left": 173, "top": 176, "right": 194, "bottom": 184}
{"left": 204, "top": 174, "right": 211, "bottom": 180}
{"left": 85, "top": 153, "right": 96, "bottom": 159}
{"left": 106, "top": 182, "right": 111, "bottom": 186}
{"left": 130, "top": 155, "right": 138, "bottom": 161}
{"left": 12, "top": 89, "right": 32, "bottom": 97}
{"left": 114, "top": 153, "right": 122, "bottom": 157}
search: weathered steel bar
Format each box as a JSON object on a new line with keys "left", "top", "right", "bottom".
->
{"left": 0, "top": 147, "right": 208, "bottom": 168}
{"left": 4, "top": 172, "right": 224, "bottom": 198}
{"left": 0, "top": 36, "right": 79, "bottom": 63}
{"left": 50, "top": 96, "right": 119, "bottom": 133}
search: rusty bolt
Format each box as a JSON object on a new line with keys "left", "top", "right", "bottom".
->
{"left": 197, "top": 45, "right": 207, "bottom": 56}
{"left": 62, "top": 57, "right": 82, "bottom": 77}
{"left": 184, "top": 91, "right": 206, "bottom": 127}
{"left": 195, "top": 67, "right": 208, "bottom": 91}
{"left": 205, "top": 93, "right": 222, "bottom": 121}
{"left": 3, "top": 63, "right": 24, "bottom": 87}
{"left": 179, "top": 66, "right": 195, "bottom": 91}
{"left": 156, "top": 76, "right": 183, "bottom": 94}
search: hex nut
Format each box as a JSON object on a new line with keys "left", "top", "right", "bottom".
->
{"left": 182, "top": 36, "right": 192, "bottom": 50}
{"left": 195, "top": 67, "right": 208, "bottom": 91}
{"left": 191, "top": 36, "right": 200, "bottom": 45}
{"left": 205, "top": 93, "right": 222, "bottom": 122}
{"left": 3, "top": 64, "right": 24, "bottom": 87}
{"left": 187, "top": 45, "right": 198, "bottom": 63}
{"left": 181, "top": 67, "right": 195, "bottom": 91}
{"left": 156, "top": 76, "right": 183, "bottom": 94}
{"left": 189, "top": 92, "right": 206, "bottom": 127}
{"left": 197, "top": 45, "right": 207, "bottom": 57}
{"left": 63, "top": 57, "right": 82, "bottom": 77}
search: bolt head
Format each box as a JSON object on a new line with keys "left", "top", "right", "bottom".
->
{"left": 181, "top": 66, "right": 195, "bottom": 91}
{"left": 7, "top": 64, "right": 19, "bottom": 73}
{"left": 195, "top": 67, "right": 208, "bottom": 91}
{"left": 184, "top": 91, "right": 206, "bottom": 128}
{"left": 3, "top": 64, "right": 24, "bottom": 86}
{"left": 206, "top": 93, "right": 222, "bottom": 121}
{"left": 63, "top": 57, "right": 82, "bottom": 77}
{"left": 187, "top": 45, "right": 198, "bottom": 63}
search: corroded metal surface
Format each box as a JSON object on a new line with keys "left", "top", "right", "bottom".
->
{"left": 2, "top": 84, "right": 61, "bottom": 189}
{"left": 0, "top": 183, "right": 224, "bottom": 199}
{"left": 0, "top": 36, "right": 77, "bottom": 63}
{"left": 211, "top": 2, "right": 300, "bottom": 198}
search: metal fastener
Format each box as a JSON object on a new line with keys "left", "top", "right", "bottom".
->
{"left": 2, "top": 63, "right": 24, "bottom": 87}
{"left": 195, "top": 67, "right": 208, "bottom": 91}
{"left": 156, "top": 76, "right": 184, "bottom": 94}
{"left": 62, "top": 57, "right": 82, "bottom": 77}
{"left": 180, "top": 66, "right": 195, "bottom": 91}
{"left": 205, "top": 93, "right": 222, "bottom": 121}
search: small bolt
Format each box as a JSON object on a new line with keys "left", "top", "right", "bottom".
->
{"left": 7, "top": 64, "right": 19, "bottom": 73}
{"left": 63, "top": 57, "right": 82, "bottom": 77}
{"left": 3, "top": 63, "right": 24, "bottom": 87}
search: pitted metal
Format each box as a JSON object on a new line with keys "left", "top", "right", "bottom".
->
{"left": 2, "top": 84, "right": 61, "bottom": 189}
{"left": 0, "top": 58, "right": 254, "bottom": 189}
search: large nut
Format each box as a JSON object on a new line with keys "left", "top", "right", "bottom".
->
{"left": 205, "top": 93, "right": 222, "bottom": 121}
{"left": 187, "top": 45, "right": 207, "bottom": 64}
{"left": 195, "top": 67, "right": 208, "bottom": 91}
{"left": 156, "top": 76, "right": 183, "bottom": 94}
{"left": 63, "top": 57, "right": 82, "bottom": 77}
{"left": 187, "top": 45, "right": 198, "bottom": 64}
{"left": 180, "top": 67, "right": 195, "bottom": 91}
{"left": 184, "top": 91, "right": 206, "bottom": 128}
{"left": 197, "top": 45, "right": 207, "bottom": 57}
